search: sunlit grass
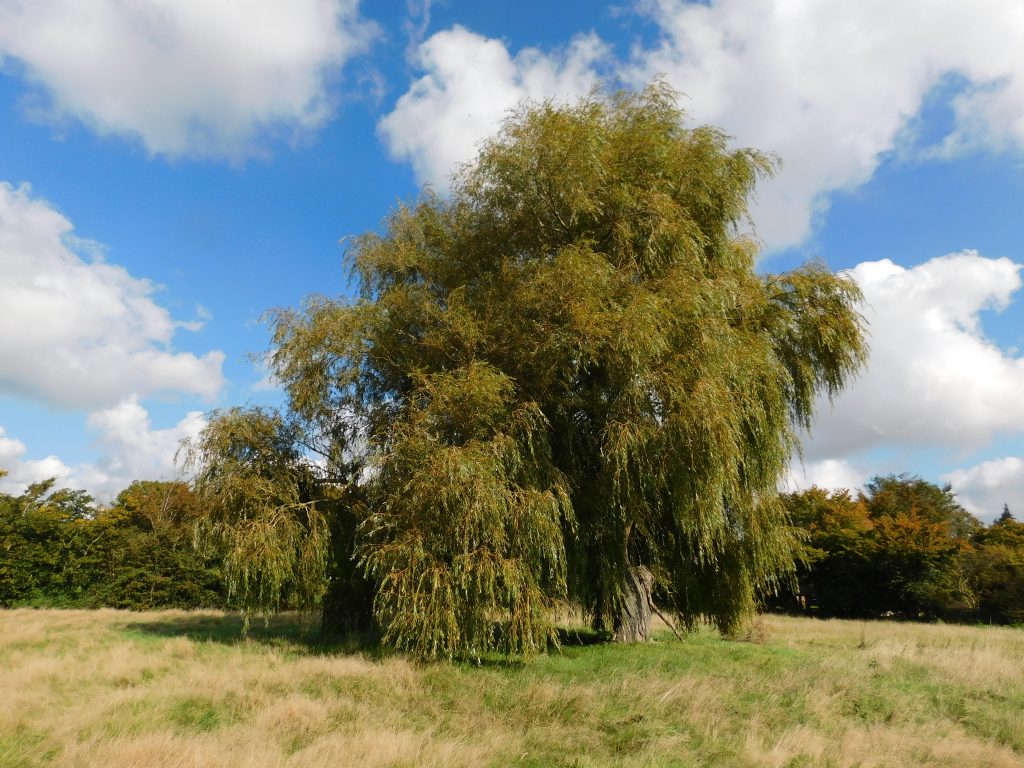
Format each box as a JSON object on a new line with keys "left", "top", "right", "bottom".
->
{"left": 1, "top": 609, "right": 1022, "bottom": 767}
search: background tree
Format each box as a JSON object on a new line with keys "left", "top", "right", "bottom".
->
{"left": 776, "top": 487, "right": 878, "bottom": 617}
{"left": 968, "top": 509, "right": 1024, "bottom": 624}
{"left": 0, "top": 473, "right": 227, "bottom": 610}
{"left": 189, "top": 84, "right": 868, "bottom": 659}
{"left": 84, "top": 481, "right": 225, "bottom": 610}
{"left": 862, "top": 475, "right": 977, "bottom": 618}
{"left": 0, "top": 476, "right": 98, "bottom": 606}
{"left": 778, "top": 476, "right": 992, "bottom": 621}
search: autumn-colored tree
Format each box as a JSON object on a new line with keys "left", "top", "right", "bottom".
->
{"left": 778, "top": 487, "right": 878, "bottom": 617}
{"left": 862, "top": 475, "right": 977, "bottom": 618}
{"left": 780, "top": 476, "right": 989, "bottom": 620}
{"left": 187, "top": 84, "right": 868, "bottom": 658}
{"left": 110, "top": 480, "right": 203, "bottom": 532}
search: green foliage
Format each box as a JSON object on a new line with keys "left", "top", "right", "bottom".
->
{"left": 0, "top": 478, "right": 100, "bottom": 606}
{"left": 181, "top": 408, "right": 332, "bottom": 625}
{"left": 778, "top": 475, "right": 1024, "bottom": 623}
{"left": 780, "top": 486, "right": 878, "bottom": 617}
{"left": 187, "top": 83, "right": 867, "bottom": 659}
{"left": 0, "top": 477, "right": 225, "bottom": 610}
{"left": 968, "top": 512, "right": 1024, "bottom": 624}
{"left": 359, "top": 363, "right": 572, "bottom": 657}
{"left": 84, "top": 482, "right": 225, "bottom": 610}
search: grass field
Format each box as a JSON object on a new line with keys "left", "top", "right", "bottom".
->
{"left": 1, "top": 610, "right": 1022, "bottom": 767}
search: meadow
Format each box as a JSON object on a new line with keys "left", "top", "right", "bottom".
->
{"left": 1, "top": 610, "right": 1022, "bottom": 768}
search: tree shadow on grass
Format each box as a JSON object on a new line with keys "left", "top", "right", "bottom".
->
{"left": 122, "top": 612, "right": 386, "bottom": 658}
{"left": 557, "top": 626, "right": 612, "bottom": 647}
{"left": 122, "top": 613, "right": 614, "bottom": 664}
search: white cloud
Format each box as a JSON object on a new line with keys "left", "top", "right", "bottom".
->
{"left": 784, "top": 458, "right": 870, "bottom": 495}
{"left": 0, "top": 400, "right": 205, "bottom": 503}
{"left": 379, "top": 25, "right": 609, "bottom": 188}
{"left": 626, "top": 0, "right": 1024, "bottom": 249}
{"left": 805, "top": 251, "right": 1024, "bottom": 458}
{"left": 402, "top": 0, "right": 434, "bottom": 59}
{"left": 944, "top": 457, "right": 1024, "bottom": 522}
{"left": 0, "top": 427, "right": 72, "bottom": 492}
{"left": 0, "top": 182, "right": 225, "bottom": 409}
{"left": 80, "top": 398, "right": 206, "bottom": 501}
{"left": 0, "top": 0, "right": 376, "bottom": 158}
{"left": 382, "top": 1, "right": 1024, "bottom": 250}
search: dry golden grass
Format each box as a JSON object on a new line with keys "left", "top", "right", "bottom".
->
{"left": 1, "top": 609, "right": 1022, "bottom": 767}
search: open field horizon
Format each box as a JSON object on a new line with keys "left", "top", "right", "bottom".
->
{"left": 1, "top": 609, "right": 1022, "bottom": 767}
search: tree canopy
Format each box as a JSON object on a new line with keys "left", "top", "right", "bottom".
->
{"left": 186, "top": 84, "right": 868, "bottom": 659}
{"left": 0, "top": 475, "right": 225, "bottom": 610}
{"left": 776, "top": 476, "right": 1024, "bottom": 623}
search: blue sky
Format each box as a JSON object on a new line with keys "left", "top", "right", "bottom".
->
{"left": 1, "top": 0, "right": 1022, "bottom": 520}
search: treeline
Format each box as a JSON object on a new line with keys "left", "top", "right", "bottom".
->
{"left": 772, "top": 475, "right": 1024, "bottom": 625}
{"left": 0, "top": 477, "right": 225, "bottom": 609}
{"left": 2, "top": 471, "right": 1022, "bottom": 625}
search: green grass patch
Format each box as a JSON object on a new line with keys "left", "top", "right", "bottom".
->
{"left": 0, "top": 728, "right": 59, "bottom": 768}
{"left": 167, "top": 696, "right": 228, "bottom": 733}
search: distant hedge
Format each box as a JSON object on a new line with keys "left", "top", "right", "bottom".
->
{"left": 0, "top": 478, "right": 226, "bottom": 610}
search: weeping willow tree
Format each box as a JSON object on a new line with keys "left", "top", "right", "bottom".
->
{"left": 186, "top": 83, "right": 867, "bottom": 658}
{"left": 178, "top": 408, "right": 328, "bottom": 627}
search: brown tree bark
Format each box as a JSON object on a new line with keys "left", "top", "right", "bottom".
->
{"left": 612, "top": 566, "right": 654, "bottom": 642}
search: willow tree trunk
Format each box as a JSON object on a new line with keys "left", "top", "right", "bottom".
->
{"left": 320, "top": 516, "right": 376, "bottom": 637}
{"left": 321, "top": 570, "right": 376, "bottom": 637}
{"left": 612, "top": 566, "right": 654, "bottom": 643}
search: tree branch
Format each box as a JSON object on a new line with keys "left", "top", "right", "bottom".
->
{"left": 648, "top": 598, "right": 685, "bottom": 642}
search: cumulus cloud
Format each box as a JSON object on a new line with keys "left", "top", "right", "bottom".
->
{"left": 805, "top": 251, "right": 1024, "bottom": 459}
{"left": 379, "top": 25, "right": 609, "bottom": 188}
{"left": 627, "top": 0, "right": 1024, "bottom": 248}
{"left": 0, "top": 182, "right": 225, "bottom": 409}
{"left": 78, "top": 398, "right": 206, "bottom": 501}
{"left": 382, "top": 1, "right": 1024, "bottom": 249}
{"left": 944, "top": 457, "right": 1024, "bottom": 522}
{"left": 0, "top": 400, "right": 205, "bottom": 503}
{"left": 0, "top": 0, "right": 376, "bottom": 158}
{"left": 784, "top": 458, "right": 871, "bottom": 495}
{"left": 0, "top": 427, "right": 72, "bottom": 492}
